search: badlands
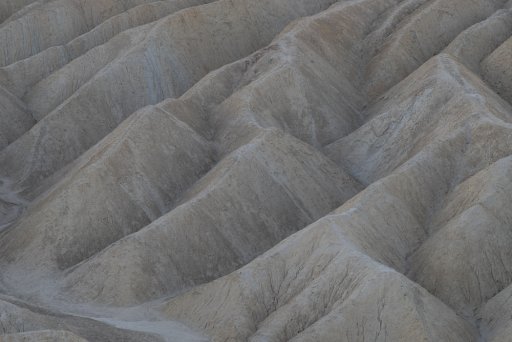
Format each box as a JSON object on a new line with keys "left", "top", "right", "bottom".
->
{"left": 0, "top": 0, "right": 512, "bottom": 340}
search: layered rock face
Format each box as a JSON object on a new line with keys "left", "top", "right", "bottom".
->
{"left": 0, "top": 0, "right": 512, "bottom": 341}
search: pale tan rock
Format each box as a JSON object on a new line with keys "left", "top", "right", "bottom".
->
{"left": 0, "top": 330, "right": 88, "bottom": 342}
{"left": 482, "top": 36, "right": 512, "bottom": 103}
{"left": 1, "top": 0, "right": 512, "bottom": 341}
{"left": 444, "top": 9, "right": 512, "bottom": 73}
{"left": 0, "top": 85, "right": 34, "bottom": 150}
{"left": 59, "top": 129, "right": 360, "bottom": 306}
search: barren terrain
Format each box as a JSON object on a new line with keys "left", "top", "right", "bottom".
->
{"left": 1, "top": 0, "right": 512, "bottom": 341}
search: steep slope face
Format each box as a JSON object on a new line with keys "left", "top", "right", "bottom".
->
{"left": 1, "top": 0, "right": 512, "bottom": 341}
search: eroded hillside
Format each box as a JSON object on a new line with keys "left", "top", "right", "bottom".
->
{"left": 0, "top": 0, "right": 512, "bottom": 341}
